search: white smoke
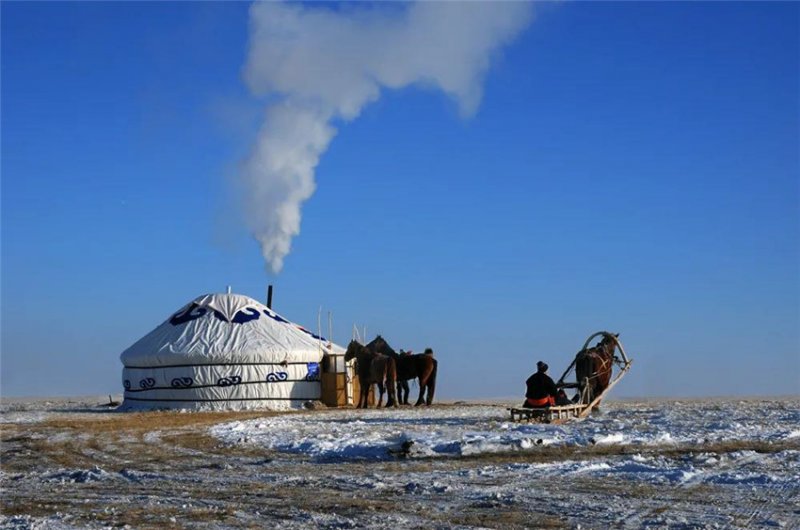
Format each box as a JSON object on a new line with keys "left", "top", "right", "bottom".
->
{"left": 242, "top": 1, "right": 534, "bottom": 273}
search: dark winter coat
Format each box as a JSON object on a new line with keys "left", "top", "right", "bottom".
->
{"left": 525, "top": 371, "right": 558, "bottom": 400}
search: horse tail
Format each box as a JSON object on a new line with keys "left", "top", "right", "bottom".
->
{"left": 387, "top": 356, "right": 397, "bottom": 385}
{"left": 386, "top": 357, "right": 398, "bottom": 406}
{"left": 427, "top": 358, "right": 438, "bottom": 405}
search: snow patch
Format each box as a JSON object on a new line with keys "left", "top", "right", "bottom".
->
{"left": 45, "top": 466, "right": 111, "bottom": 484}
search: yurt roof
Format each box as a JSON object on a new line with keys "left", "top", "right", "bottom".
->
{"left": 120, "top": 293, "right": 344, "bottom": 367}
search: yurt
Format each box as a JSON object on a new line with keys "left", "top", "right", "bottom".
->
{"left": 119, "top": 292, "right": 348, "bottom": 410}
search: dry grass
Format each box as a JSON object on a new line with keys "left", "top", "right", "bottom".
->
{"left": 2, "top": 497, "right": 237, "bottom": 527}
{"left": 448, "top": 511, "right": 566, "bottom": 529}
{"left": 38, "top": 410, "right": 277, "bottom": 433}
{"left": 1, "top": 410, "right": 280, "bottom": 474}
{"left": 444, "top": 438, "right": 800, "bottom": 467}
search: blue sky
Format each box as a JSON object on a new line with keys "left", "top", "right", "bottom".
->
{"left": 2, "top": 2, "right": 798, "bottom": 399}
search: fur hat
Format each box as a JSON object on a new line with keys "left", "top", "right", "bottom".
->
{"left": 537, "top": 361, "right": 548, "bottom": 372}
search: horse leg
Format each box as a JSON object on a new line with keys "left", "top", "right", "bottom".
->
{"left": 425, "top": 361, "right": 437, "bottom": 405}
{"left": 365, "top": 383, "right": 374, "bottom": 409}
{"left": 376, "top": 383, "right": 385, "bottom": 408}
{"left": 414, "top": 365, "right": 434, "bottom": 406}
{"left": 386, "top": 382, "right": 397, "bottom": 408}
{"left": 414, "top": 382, "right": 426, "bottom": 406}
{"left": 593, "top": 381, "right": 603, "bottom": 409}
{"left": 384, "top": 359, "right": 397, "bottom": 408}
{"left": 397, "top": 381, "right": 408, "bottom": 405}
{"left": 425, "top": 375, "right": 436, "bottom": 405}
{"left": 385, "top": 381, "right": 396, "bottom": 408}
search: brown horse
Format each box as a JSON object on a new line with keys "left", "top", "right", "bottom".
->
{"left": 344, "top": 340, "right": 397, "bottom": 408}
{"left": 366, "top": 336, "right": 438, "bottom": 406}
{"left": 574, "top": 332, "right": 618, "bottom": 406}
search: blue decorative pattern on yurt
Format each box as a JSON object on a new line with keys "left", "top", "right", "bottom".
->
{"left": 169, "top": 304, "right": 208, "bottom": 325}
{"left": 170, "top": 303, "right": 263, "bottom": 326}
{"left": 231, "top": 308, "right": 260, "bottom": 324}
{"left": 305, "top": 363, "right": 320, "bottom": 381}
{"left": 266, "top": 372, "right": 289, "bottom": 382}
{"left": 171, "top": 377, "right": 193, "bottom": 388}
{"left": 217, "top": 375, "right": 242, "bottom": 387}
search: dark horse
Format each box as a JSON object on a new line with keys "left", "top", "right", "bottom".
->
{"left": 344, "top": 340, "right": 397, "bottom": 408}
{"left": 574, "top": 332, "right": 618, "bottom": 406}
{"left": 366, "top": 335, "right": 438, "bottom": 406}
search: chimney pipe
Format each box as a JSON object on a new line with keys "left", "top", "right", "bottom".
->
{"left": 267, "top": 285, "right": 273, "bottom": 309}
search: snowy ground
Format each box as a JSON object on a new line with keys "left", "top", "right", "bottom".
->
{"left": 1, "top": 397, "right": 798, "bottom": 529}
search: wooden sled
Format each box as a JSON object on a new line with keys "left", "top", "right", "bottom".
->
{"left": 507, "top": 403, "right": 588, "bottom": 424}
{"left": 508, "top": 331, "right": 633, "bottom": 424}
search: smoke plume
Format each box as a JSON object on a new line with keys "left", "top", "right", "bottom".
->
{"left": 242, "top": 1, "right": 534, "bottom": 273}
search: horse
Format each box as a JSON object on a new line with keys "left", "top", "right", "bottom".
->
{"left": 366, "top": 335, "right": 438, "bottom": 406}
{"left": 574, "top": 332, "right": 618, "bottom": 407}
{"left": 344, "top": 340, "right": 397, "bottom": 408}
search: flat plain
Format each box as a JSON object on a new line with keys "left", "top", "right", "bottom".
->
{"left": 1, "top": 397, "right": 798, "bottom": 529}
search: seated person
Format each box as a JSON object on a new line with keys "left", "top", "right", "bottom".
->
{"left": 523, "top": 361, "right": 559, "bottom": 408}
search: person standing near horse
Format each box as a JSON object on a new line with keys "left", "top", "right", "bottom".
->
{"left": 523, "top": 361, "right": 559, "bottom": 408}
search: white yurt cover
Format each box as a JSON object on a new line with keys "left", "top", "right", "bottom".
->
{"left": 120, "top": 293, "right": 344, "bottom": 411}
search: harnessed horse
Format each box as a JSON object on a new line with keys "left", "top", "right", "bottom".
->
{"left": 344, "top": 340, "right": 397, "bottom": 408}
{"left": 574, "top": 333, "right": 618, "bottom": 406}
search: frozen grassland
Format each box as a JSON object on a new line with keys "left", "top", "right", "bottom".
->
{"left": 1, "top": 397, "right": 798, "bottom": 529}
